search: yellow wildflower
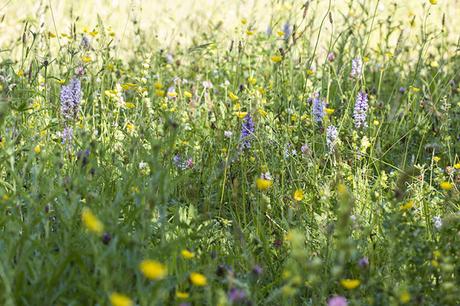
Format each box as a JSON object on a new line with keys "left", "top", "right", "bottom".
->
{"left": 340, "top": 279, "right": 361, "bottom": 289}
{"left": 439, "top": 181, "right": 453, "bottom": 191}
{"left": 181, "top": 249, "right": 195, "bottom": 259}
{"left": 453, "top": 163, "right": 460, "bottom": 169}
{"left": 293, "top": 189, "right": 304, "bottom": 201}
{"left": 33, "top": 145, "right": 41, "bottom": 154}
{"left": 110, "top": 293, "right": 133, "bottom": 306}
{"left": 433, "top": 156, "right": 441, "bottom": 162}
{"left": 139, "top": 260, "right": 167, "bottom": 280}
{"left": 189, "top": 272, "right": 207, "bottom": 286}
{"left": 228, "top": 91, "right": 239, "bottom": 101}
{"left": 234, "top": 111, "right": 248, "bottom": 119}
{"left": 126, "top": 123, "right": 135, "bottom": 133}
{"left": 429, "top": 0, "right": 437, "bottom": 4}
{"left": 125, "top": 102, "right": 135, "bottom": 109}
{"left": 325, "top": 108, "right": 335, "bottom": 115}
{"left": 81, "top": 207, "right": 104, "bottom": 235}
{"left": 271, "top": 55, "right": 283, "bottom": 63}
{"left": 399, "top": 290, "right": 411, "bottom": 304}
{"left": 184, "top": 91, "right": 193, "bottom": 98}
{"left": 256, "top": 178, "right": 273, "bottom": 191}
{"left": 176, "top": 291, "right": 189, "bottom": 299}
{"left": 400, "top": 200, "right": 414, "bottom": 211}
{"left": 247, "top": 77, "right": 257, "bottom": 85}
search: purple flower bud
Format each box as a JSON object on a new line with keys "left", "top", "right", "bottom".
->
{"left": 327, "top": 52, "right": 336, "bottom": 62}
{"left": 358, "top": 256, "right": 369, "bottom": 268}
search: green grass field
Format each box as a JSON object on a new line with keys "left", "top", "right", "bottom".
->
{"left": 0, "top": 0, "right": 459, "bottom": 305}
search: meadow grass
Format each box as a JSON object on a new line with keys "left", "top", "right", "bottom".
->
{"left": 0, "top": 0, "right": 459, "bottom": 305}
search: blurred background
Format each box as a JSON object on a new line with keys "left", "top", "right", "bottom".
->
{"left": 1, "top": 0, "right": 459, "bottom": 57}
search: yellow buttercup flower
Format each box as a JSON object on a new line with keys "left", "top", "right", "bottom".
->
{"left": 81, "top": 207, "right": 104, "bottom": 235}
{"left": 271, "top": 55, "right": 283, "bottom": 63}
{"left": 125, "top": 102, "right": 135, "bottom": 109}
{"left": 126, "top": 123, "right": 135, "bottom": 133}
{"left": 399, "top": 290, "right": 411, "bottom": 303}
{"left": 340, "top": 279, "right": 361, "bottom": 289}
{"left": 81, "top": 55, "right": 92, "bottom": 63}
{"left": 429, "top": 0, "right": 437, "bottom": 4}
{"left": 110, "top": 293, "right": 133, "bottom": 306}
{"left": 433, "top": 156, "right": 441, "bottom": 162}
{"left": 139, "top": 259, "right": 167, "bottom": 280}
{"left": 176, "top": 291, "right": 189, "bottom": 299}
{"left": 439, "top": 181, "right": 453, "bottom": 191}
{"left": 181, "top": 249, "right": 195, "bottom": 259}
{"left": 34, "top": 145, "right": 41, "bottom": 154}
{"left": 454, "top": 163, "right": 460, "bottom": 169}
{"left": 256, "top": 178, "right": 273, "bottom": 191}
{"left": 184, "top": 91, "right": 193, "bottom": 98}
{"left": 293, "top": 189, "right": 304, "bottom": 201}
{"left": 400, "top": 200, "right": 414, "bottom": 211}
{"left": 189, "top": 272, "right": 207, "bottom": 286}
{"left": 325, "top": 108, "right": 335, "bottom": 115}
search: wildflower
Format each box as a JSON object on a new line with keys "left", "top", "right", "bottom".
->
{"left": 400, "top": 200, "right": 414, "bottom": 211}
{"left": 327, "top": 52, "right": 336, "bottom": 62}
{"left": 81, "top": 207, "right": 104, "bottom": 235}
{"left": 439, "top": 181, "right": 453, "bottom": 191}
{"left": 328, "top": 295, "right": 348, "bottom": 306}
{"left": 433, "top": 156, "right": 441, "bottom": 162}
{"left": 252, "top": 265, "right": 263, "bottom": 276}
{"left": 181, "top": 249, "right": 195, "bottom": 259}
{"left": 271, "top": 55, "right": 283, "bottom": 63}
{"left": 293, "top": 189, "right": 304, "bottom": 201}
{"left": 61, "top": 127, "right": 73, "bottom": 145}
{"left": 184, "top": 91, "right": 193, "bottom": 98}
{"left": 60, "top": 77, "right": 81, "bottom": 121}
{"left": 228, "top": 288, "right": 247, "bottom": 303}
{"left": 139, "top": 259, "right": 167, "bottom": 280}
{"left": 33, "top": 145, "right": 41, "bottom": 154}
{"left": 433, "top": 216, "right": 442, "bottom": 229}
{"left": 453, "top": 163, "right": 460, "bottom": 169}
{"left": 301, "top": 143, "right": 311, "bottom": 155}
{"left": 189, "top": 272, "right": 207, "bottom": 286}
{"left": 399, "top": 87, "right": 406, "bottom": 94}
{"left": 358, "top": 257, "right": 369, "bottom": 268}
{"left": 429, "top": 0, "right": 437, "bottom": 4}
{"left": 312, "top": 95, "right": 325, "bottom": 123}
{"left": 239, "top": 113, "right": 255, "bottom": 150}
{"left": 340, "top": 279, "right": 361, "bottom": 289}
{"left": 228, "top": 91, "right": 239, "bottom": 101}
{"left": 224, "top": 131, "right": 233, "bottom": 138}
{"left": 202, "top": 80, "right": 213, "bottom": 89}
{"left": 102, "top": 232, "right": 112, "bottom": 245}
{"left": 256, "top": 172, "right": 273, "bottom": 191}
{"left": 400, "top": 290, "right": 411, "bottom": 304}
{"left": 283, "top": 22, "right": 291, "bottom": 41}
{"left": 110, "top": 293, "right": 133, "bottom": 306}
{"left": 353, "top": 91, "right": 369, "bottom": 129}
{"left": 176, "top": 291, "right": 189, "bottom": 299}
{"left": 81, "top": 35, "right": 91, "bottom": 49}
{"left": 165, "top": 53, "right": 174, "bottom": 64}
{"left": 326, "top": 125, "right": 338, "bottom": 152}
{"left": 350, "top": 57, "right": 363, "bottom": 79}
{"left": 167, "top": 86, "right": 177, "bottom": 98}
